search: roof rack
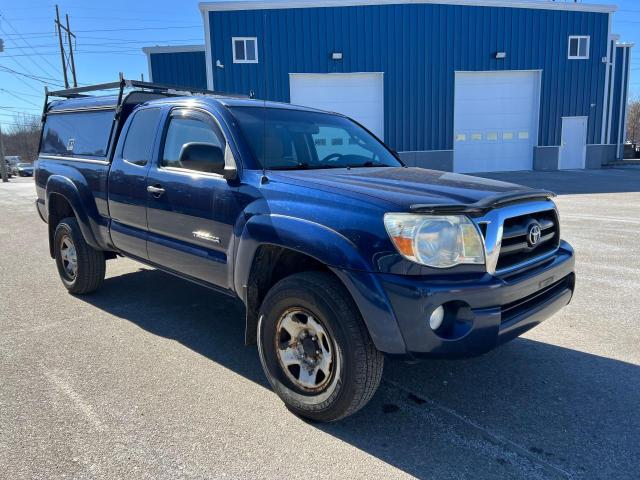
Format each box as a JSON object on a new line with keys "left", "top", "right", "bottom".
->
{"left": 45, "top": 72, "right": 247, "bottom": 100}
{"left": 39, "top": 73, "right": 249, "bottom": 164}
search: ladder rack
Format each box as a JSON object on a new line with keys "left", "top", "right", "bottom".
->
{"left": 45, "top": 72, "right": 246, "bottom": 100}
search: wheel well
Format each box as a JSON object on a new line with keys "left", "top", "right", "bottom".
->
{"left": 244, "top": 245, "right": 332, "bottom": 345}
{"left": 47, "top": 194, "right": 74, "bottom": 258}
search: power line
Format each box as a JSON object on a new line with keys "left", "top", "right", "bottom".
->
{"left": 0, "top": 111, "right": 39, "bottom": 118}
{"left": 0, "top": 56, "right": 49, "bottom": 94}
{"left": 1, "top": 33, "right": 203, "bottom": 43}
{"left": 38, "top": 5, "right": 199, "bottom": 16}
{"left": 3, "top": 38, "right": 205, "bottom": 49}
{"left": 0, "top": 27, "right": 61, "bottom": 92}
{"left": 2, "top": 51, "right": 145, "bottom": 57}
{"left": 0, "top": 28, "right": 62, "bottom": 83}
{"left": 0, "top": 89, "right": 42, "bottom": 108}
{"left": 3, "top": 15, "right": 198, "bottom": 24}
{"left": 0, "top": 10, "right": 62, "bottom": 79}
{"left": 0, "top": 106, "right": 41, "bottom": 112}
{"left": 0, "top": 65, "right": 64, "bottom": 87}
{"left": 0, "top": 25, "right": 201, "bottom": 35}
{"left": 0, "top": 88, "right": 42, "bottom": 98}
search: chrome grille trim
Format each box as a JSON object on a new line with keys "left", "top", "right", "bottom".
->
{"left": 473, "top": 199, "right": 559, "bottom": 275}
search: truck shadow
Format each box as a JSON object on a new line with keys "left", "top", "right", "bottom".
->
{"left": 81, "top": 267, "right": 639, "bottom": 479}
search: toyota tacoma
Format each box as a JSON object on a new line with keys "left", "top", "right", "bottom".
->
{"left": 35, "top": 78, "right": 575, "bottom": 422}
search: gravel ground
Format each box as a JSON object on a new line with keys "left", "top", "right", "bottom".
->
{"left": 1, "top": 169, "right": 638, "bottom": 479}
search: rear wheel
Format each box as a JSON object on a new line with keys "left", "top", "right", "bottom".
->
{"left": 54, "top": 217, "right": 105, "bottom": 294}
{"left": 257, "top": 271, "right": 384, "bottom": 422}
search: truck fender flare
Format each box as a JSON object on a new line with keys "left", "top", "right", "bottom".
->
{"left": 234, "top": 214, "right": 407, "bottom": 355}
{"left": 45, "top": 174, "right": 102, "bottom": 252}
{"left": 234, "top": 214, "right": 370, "bottom": 295}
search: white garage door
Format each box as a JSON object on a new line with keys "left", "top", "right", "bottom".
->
{"left": 289, "top": 73, "right": 384, "bottom": 140}
{"left": 454, "top": 71, "right": 541, "bottom": 173}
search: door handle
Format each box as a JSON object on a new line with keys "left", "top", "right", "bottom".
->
{"left": 147, "top": 185, "right": 165, "bottom": 197}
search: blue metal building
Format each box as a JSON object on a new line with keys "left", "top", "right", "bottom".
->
{"left": 143, "top": 45, "right": 208, "bottom": 89}
{"left": 146, "top": 0, "right": 633, "bottom": 172}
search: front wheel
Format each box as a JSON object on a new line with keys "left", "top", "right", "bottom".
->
{"left": 257, "top": 271, "right": 384, "bottom": 422}
{"left": 54, "top": 217, "right": 106, "bottom": 294}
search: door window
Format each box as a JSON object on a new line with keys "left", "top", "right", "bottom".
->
{"left": 121, "top": 108, "right": 162, "bottom": 166}
{"left": 161, "top": 110, "right": 226, "bottom": 172}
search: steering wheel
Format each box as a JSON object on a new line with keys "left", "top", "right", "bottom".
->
{"left": 321, "top": 153, "right": 344, "bottom": 163}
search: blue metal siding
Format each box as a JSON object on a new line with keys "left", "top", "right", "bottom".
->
{"left": 610, "top": 46, "right": 631, "bottom": 146}
{"left": 150, "top": 51, "right": 207, "bottom": 89}
{"left": 208, "top": 4, "right": 610, "bottom": 152}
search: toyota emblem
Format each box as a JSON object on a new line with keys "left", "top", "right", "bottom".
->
{"left": 527, "top": 223, "right": 542, "bottom": 247}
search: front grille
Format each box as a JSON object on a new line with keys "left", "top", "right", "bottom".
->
{"left": 496, "top": 209, "right": 559, "bottom": 272}
{"left": 501, "top": 274, "right": 574, "bottom": 324}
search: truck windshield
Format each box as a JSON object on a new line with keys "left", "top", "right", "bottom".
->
{"left": 229, "top": 107, "right": 402, "bottom": 170}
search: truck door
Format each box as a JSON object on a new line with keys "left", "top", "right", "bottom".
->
{"left": 108, "top": 107, "right": 163, "bottom": 259}
{"left": 145, "top": 107, "right": 237, "bottom": 289}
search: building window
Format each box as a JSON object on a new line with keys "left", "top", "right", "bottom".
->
{"left": 233, "top": 37, "right": 258, "bottom": 63}
{"left": 568, "top": 36, "right": 590, "bottom": 60}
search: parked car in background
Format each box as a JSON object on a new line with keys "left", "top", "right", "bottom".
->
{"left": 15, "top": 163, "right": 34, "bottom": 177}
{"left": 6, "top": 156, "right": 21, "bottom": 175}
{"left": 35, "top": 79, "right": 576, "bottom": 422}
{"left": 6, "top": 156, "right": 21, "bottom": 167}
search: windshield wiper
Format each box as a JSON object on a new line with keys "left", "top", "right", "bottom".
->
{"left": 347, "top": 161, "right": 388, "bottom": 168}
{"left": 269, "top": 161, "right": 389, "bottom": 171}
{"left": 268, "top": 163, "right": 311, "bottom": 170}
{"left": 269, "top": 163, "right": 346, "bottom": 171}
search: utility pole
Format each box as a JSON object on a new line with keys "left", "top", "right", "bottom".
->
{"left": 0, "top": 124, "right": 8, "bottom": 183}
{"left": 55, "top": 5, "right": 77, "bottom": 88}
{"left": 65, "top": 14, "right": 77, "bottom": 87}
{"left": 55, "top": 6, "right": 68, "bottom": 88}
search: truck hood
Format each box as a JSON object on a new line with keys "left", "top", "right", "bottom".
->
{"left": 269, "top": 167, "right": 544, "bottom": 211}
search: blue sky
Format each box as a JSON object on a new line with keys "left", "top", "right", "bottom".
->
{"left": 0, "top": 0, "right": 638, "bottom": 130}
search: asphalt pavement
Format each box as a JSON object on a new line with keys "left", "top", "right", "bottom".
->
{"left": 1, "top": 169, "right": 639, "bottom": 479}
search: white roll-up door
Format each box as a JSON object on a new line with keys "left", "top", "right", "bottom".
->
{"left": 454, "top": 71, "right": 541, "bottom": 173}
{"left": 289, "top": 73, "right": 384, "bottom": 140}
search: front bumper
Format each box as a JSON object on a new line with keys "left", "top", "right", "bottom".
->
{"left": 377, "top": 241, "right": 575, "bottom": 358}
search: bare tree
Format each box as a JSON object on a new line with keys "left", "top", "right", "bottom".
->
{"left": 3, "top": 114, "right": 41, "bottom": 163}
{"left": 626, "top": 98, "right": 640, "bottom": 145}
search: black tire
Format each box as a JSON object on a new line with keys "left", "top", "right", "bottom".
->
{"left": 54, "top": 217, "right": 106, "bottom": 294}
{"left": 257, "top": 271, "right": 384, "bottom": 422}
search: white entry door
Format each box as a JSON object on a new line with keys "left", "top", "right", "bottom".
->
{"left": 453, "top": 71, "right": 541, "bottom": 173}
{"left": 289, "top": 73, "right": 385, "bottom": 140}
{"left": 559, "top": 117, "right": 587, "bottom": 169}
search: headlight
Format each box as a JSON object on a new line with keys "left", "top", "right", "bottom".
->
{"left": 384, "top": 213, "right": 485, "bottom": 268}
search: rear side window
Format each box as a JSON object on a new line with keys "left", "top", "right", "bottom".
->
{"left": 41, "top": 110, "right": 114, "bottom": 158}
{"left": 121, "top": 108, "right": 162, "bottom": 166}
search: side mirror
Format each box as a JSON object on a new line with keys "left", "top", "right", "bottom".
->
{"left": 179, "top": 142, "right": 236, "bottom": 179}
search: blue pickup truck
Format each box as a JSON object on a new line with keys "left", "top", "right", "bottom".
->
{"left": 35, "top": 78, "right": 575, "bottom": 422}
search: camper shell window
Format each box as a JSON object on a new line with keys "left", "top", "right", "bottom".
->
{"left": 41, "top": 109, "right": 115, "bottom": 158}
